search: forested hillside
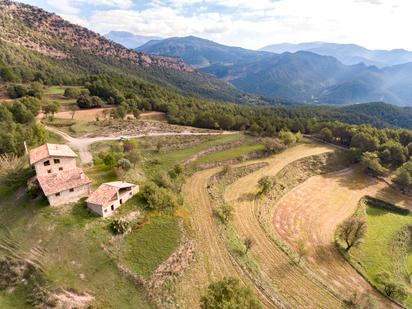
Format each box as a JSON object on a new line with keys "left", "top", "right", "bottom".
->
{"left": 140, "top": 36, "right": 412, "bottom": 106}
{"left": 0, "top": 0, "right": 254, "bottom": 104}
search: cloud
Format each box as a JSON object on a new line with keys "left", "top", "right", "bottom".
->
{"left": 46, "top": 0, "right": 133, "bottom": 14}
{"left": 22, "top": 0, "right": 412, "bottom": 50}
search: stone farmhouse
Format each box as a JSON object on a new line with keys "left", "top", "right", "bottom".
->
{"left": 29, "top": 143, "right": 91, "bottom": 206}
{"left": 86, "top": 181, "right": 139, "bottom": 217}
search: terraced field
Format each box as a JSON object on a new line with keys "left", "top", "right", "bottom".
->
{"left": 178, "top": 142, "right": 354, "bottom": 308}
{"left": 176, "top": 167, "right": 278, "bottom": 308}
{"left": 223, "top": 143, "right": 345, "bottom": 308}
{"left": 272, "top": 168, "right": 411, "bottom": 308}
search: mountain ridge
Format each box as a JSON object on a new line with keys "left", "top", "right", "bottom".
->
{"left": 104, "top": 31, "right": 162, "bottom": 49}
{"left": 0, "top": 0, "right": 261, "bottom": 104}
{"left": 138, "top": 35, "right": 412, "bottom": 105}
{"left": 260, "top": 42, "right": 412, "bottom": 67}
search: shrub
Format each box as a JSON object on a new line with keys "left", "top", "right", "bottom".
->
{"left": 140, "top": 182, "right": 180, "bottom": 210}
{"left": 117, "top": 158, "right": 132, "bottom": 171}
{"left": 7, "top": 84, "right": 27, "bottom": 99}
{"left": 64, "top": 87, "right": 81, "bottom": 98}
{"left": 110, "top": 219, "right": 129, "bottom": 235}
{"left": 103, "top": 153, "right": 116, "bottom": 167}
{"left": 384, "top": 281, "right": 408, "bottom": 302}
{"left": 262, "top": 138, "right": 285, "bottom": 154}
{"left": 257, "top": 176, "right": 274, "bottom": 196}
{"left": 279, "top": 129, "right": 297, "bottom": 145}
{"left": 200, "top": 277, "right": 261, "bottom": 309}
{"left": 213, "top": 203, "right": 233, "bottom": 224}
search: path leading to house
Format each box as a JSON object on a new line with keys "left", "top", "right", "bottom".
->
{"left": 45, "top": 126, "right": 236, "bottom": 165}
{"left": 224, "top": 143, "right": 347, "bottom": 308}
{"left": 272, "top": 168, "right": 410, "bottom": 308}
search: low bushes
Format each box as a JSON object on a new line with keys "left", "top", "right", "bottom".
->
{"left": 364, "top": 196, "right": 410, "bottom": 215}
{"left": 110, "top": 219, "right": 129, "bottom": 235}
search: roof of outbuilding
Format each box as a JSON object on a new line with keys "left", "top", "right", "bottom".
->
{"left": 29, "top": 143, "right": 77, "bottom": 165}
{"left": 86, "top": 182, "right": 136, "bottom": 207}
{"left": 37, "top": 167, "right": 91, "bottom": 196}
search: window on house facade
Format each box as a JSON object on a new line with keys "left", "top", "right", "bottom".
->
{"left": 44, "top": 160, "right": 50, "bottom": 166}
{"left": 69, "top": 188, "right": 74, "bottom": 192}
{"left": 54, "top": 159, "right": 60, "bottom": 164}
{"left": 59, "top": 167, "right": 63, "bottom": 171}
{"left": 55, "top": 192, "right": 60, "bottom": 197}
{"left": 47, "top": 169, "right": 52, "bottom": 173}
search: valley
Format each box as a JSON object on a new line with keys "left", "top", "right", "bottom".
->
{"left": 1, "top": 0, "right": 412, "bottom": 308}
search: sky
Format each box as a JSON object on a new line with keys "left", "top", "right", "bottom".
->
{"left": 18, "top": 0, "right": 412, "bottom": 50}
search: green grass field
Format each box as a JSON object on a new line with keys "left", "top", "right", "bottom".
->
{"left": 193, "top": 143, "right": 264, "bottom": 165}
{"left": 142, "top": 133, "right": 244, "bottom": 177}
{"left": 119, "top": 214, "right": 181, "bottom": 278}
{"left": 45, "top": 86, "right": 66, "bottom": 95}
{"left": 0, "top": 189, "right": 153, "bottom": 308}
{"left": 350, "top": 201, "right": 412, "bottom": 306}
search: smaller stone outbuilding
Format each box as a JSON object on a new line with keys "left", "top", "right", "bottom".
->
{"left": 86, "top": 181, "right": 139, "bottom": 217}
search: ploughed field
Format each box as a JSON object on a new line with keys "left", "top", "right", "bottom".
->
{"left": 178, "top": 140, "right": 412, "bottom": 308}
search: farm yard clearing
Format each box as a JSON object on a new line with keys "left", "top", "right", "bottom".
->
{"left": 272, "top": 168, "right": 411, "bottom": 307}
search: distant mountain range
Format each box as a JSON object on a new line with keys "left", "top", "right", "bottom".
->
{"left": 138, "top": 36, "right": 412, "bottom": 106}
{"left": 260, "top": 42, "right": 412, "bottom": 68}
{"left": 104, "top": 31, "right": 161, "bottom": 49}
{"left": 137, "top": 36, "right": 272, "bottom": 69}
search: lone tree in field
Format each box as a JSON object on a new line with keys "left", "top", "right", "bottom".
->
{"left": 337, "top": 217, "right": 367, "bottom": 251}
{"left": 257, "top": 176, "right": 274, "bottom": 197}
{"left": 200, "top": 277, "right": 261, "bottom": 309}
{"left": 244, "top": 237, "right": 254, "bottom": 254}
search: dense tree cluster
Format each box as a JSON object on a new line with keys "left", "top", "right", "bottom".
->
{"left": 0, "top": 97, "right": 46, "bottom": 155}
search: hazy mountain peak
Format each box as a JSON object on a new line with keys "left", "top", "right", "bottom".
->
{"left": 104, "top": 31, "right": 162, "bottom": 49}
{"left": 260, "top": 41, "right": 412, "bottom": 67}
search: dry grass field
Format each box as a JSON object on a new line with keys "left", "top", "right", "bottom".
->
{"left": 272, "top": 168, "right": 411, "bottom": 308}
{"left": 177, "top": 142, "right": 355, "bottom": 308}
{"left": 223, "top": 143, "right": 345, "bottom": 308}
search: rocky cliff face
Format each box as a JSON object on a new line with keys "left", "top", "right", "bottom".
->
{"left": 0, "top": 0, "right": 193, "bottom": 72}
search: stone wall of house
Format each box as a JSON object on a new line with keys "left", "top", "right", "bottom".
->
{"left": 87, "top": 185, "right": 139, "bottom": 217}
{"left": 47, "top": 184, "right": 90, "bottom": 206}
{"left": 34, "top": 157, "right": 77, "bottom": 176}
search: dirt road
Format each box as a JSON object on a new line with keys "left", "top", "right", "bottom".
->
{"left": 273, "top": 168, "right": 410, "bottom": 308}
{"left": 46, "top": 126, "right": 236, "bottom": 165}
{"left": 176, "top": 167, "right": 284, "bottom": 308}
{"left": 224, "top": 143, "right": 345, "bottom": 308}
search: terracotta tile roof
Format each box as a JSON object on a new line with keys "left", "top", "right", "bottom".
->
{"left": 86, "top": 182, "right": 136, "bottom": 206}
{"left": 29, "top": 143, "right": 77, "bottom": 165}
{"left": 37, "top": 167, "right": 91, "bottom": 196}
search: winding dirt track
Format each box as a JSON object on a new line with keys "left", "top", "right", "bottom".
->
{"left": 46, "top": 126, "right": 235, "bottom": 165}
{"left": 224, "top": 143, "right": 345, "bottom": 308}
{"left": 273, "top": 168, "right": 411, "bottom": 308}
{"left": 176, "top": 167, "right": 279, "bottom": 308}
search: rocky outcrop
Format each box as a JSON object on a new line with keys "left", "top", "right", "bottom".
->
{"left": 0, "top": 0, "right": 193, "bottom": 72}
